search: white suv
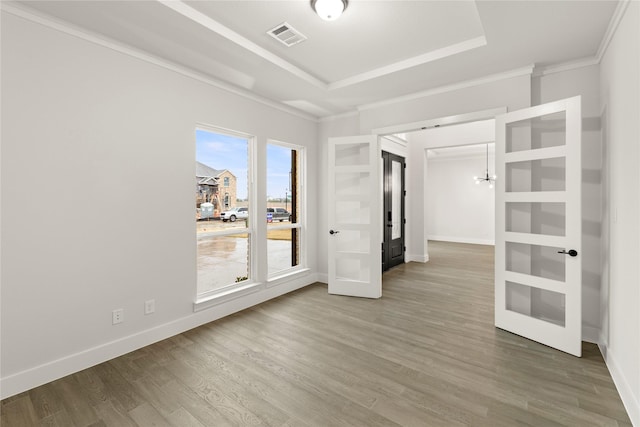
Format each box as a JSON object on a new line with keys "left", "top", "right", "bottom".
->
{"left": 220, "top": 207, "right": 248, "bottom": 222}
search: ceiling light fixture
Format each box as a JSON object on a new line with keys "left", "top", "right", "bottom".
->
{"left": 474, "top": 143, "right": 497, "bottom": 189}
{"left": 311, "top": 0, "right": 348, "bottom": 21}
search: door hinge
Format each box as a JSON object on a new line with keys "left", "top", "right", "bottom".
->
{"left": 404, "top": 218, "right": 407, "bottom": 224}
{"left": 404, "top": 246, "right": 407, "bottom": 252}
{"left": 404, "top": 190, "right": 407, "bottom": 196}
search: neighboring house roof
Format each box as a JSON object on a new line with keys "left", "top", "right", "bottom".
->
{"left": 196, "top": 161, "right": 235, "bottom": 180}
{"left": 196, "top": 161, "right": 223, "bottom": 178}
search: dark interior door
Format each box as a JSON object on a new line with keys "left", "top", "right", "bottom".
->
{"left": 382, "top": 151, "right": 405, "bottom": 272}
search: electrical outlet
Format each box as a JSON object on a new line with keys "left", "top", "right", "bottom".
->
{"left": 112, "top": 308, "right": 124, "bottom": 325}
{"left": 144, "top": 299, "right": 155, "bottom": 315}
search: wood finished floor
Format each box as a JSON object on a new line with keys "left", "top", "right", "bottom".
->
{"left": 1, "top": 241, "right": 632, "bottom": 426}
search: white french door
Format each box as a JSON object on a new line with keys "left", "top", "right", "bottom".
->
{"left": 495, "top": 96, "right": 582, "bottom": 357}
{"left": 328, "top": 135, "right": 382, "bottom": 298}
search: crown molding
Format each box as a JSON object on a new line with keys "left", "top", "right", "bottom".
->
{"left": 596, "top": 0, "right": 631, "bottom": 63}
{"left": 1, "top": 1, "right": 319, "bottom": 123}
{"left": 318, "top": 110, "right": 360, "bottom": 123}
{"left": 533, "top": 56, "right": 600, "bottom": 77}
{"left": 534, "top": 0, "right": 631, "bottom": 78}
{"left": 358, "top": 65, "right": 534, "bottom": 112}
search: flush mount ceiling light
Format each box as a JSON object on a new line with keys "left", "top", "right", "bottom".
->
{"left": 311, "top": 0, "right": 348, "bottom": 21}
{"left": 474, "top": 143, "right": 497, "bottom": 189}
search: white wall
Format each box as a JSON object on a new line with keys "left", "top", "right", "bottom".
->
{"left": 0, "top": 11, "right": 319, "bottom": 397}
{"left": 598, "top": 1, "right": 640, "bottom": 423}
{"left": 358, "top": 73, "right": 532, "bottom": 133}
{"left": 426, "top": 151, "right": 495, "bottom": 245}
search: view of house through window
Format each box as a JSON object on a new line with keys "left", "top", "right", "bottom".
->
{"left": 267, "top": 142, "right": 303, "bottom": 276}
{"left": 196, "top": 128, "right": 251, "bottom": 296}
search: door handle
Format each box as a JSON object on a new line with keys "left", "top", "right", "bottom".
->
{"left": 387, "top": 224, "right": 393, "bottom": 228}
{"left": 329, "top": 230, "right": 340, "bottom": 235}
{"left": 558, "top": 249, "right": 578, "bottom": 257}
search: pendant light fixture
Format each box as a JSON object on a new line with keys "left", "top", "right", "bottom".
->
{"left": 311, "top": 0, "right": 348, "bottom": 21}
{"left": 474, "top": 143, "right": 497, "bottom": 189}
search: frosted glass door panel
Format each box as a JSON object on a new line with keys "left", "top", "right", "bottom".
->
{"left": 506, "top": 158, "right": 566, "bottom": 192}
{"left": 335, "top": 200, "right": 370, "bottom": 225}
{"left": 506, "top": 202, "right": 566, "bottom": 236}
{"left": 506, "top": 242, "right": 566, "bottom": 282}
{"left": 506, "top": 111, "right": 566, "bottom": 153}
{"left": 335, "top": 143, "right": 370, "bottom": 166}
{"left": 506, "top": 281, "right": 566, "bottom": 327}
{"left": 336, "top": 255, "right": 371, "bottom": 282}
{"left": 334, "top": 229, "right": 371, "bottom": 253}
{"left": 335, "top": 172, "right": 370, "bottom": 196}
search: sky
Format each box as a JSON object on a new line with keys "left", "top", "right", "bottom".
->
{"left": 196, "top": 129, "right": 292, "bottom": 201}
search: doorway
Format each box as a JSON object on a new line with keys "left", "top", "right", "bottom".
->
{"left": 382, "top": 151, "right": 406, "bottom": 272}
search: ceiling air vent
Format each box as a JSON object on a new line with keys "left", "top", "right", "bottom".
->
{"left": 267, "top": 22, "right": 307, "bottom": 47}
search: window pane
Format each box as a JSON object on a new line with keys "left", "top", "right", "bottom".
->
{"left": 267, "top": 228, "right": 300, "bottom": 276}
{"left": 196, "top": 129, "right": 248, "bottom": 220}
{"left": 266, "top": 144, "right": 295, "bottom": 222}
{"left": 196, "top": 129, "right": 251, "bottom": 294}
{"left": 197, "top": 235, "right": 250, "bottom": 294}
{"left": 267, "top": 142, "right": 302, "bottom": 277}
{"left": 391, "top": 159, "right": 402, "bottom": 239}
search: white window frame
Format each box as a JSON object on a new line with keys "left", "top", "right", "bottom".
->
{"left": 195, "top": 125, "right": 258, "bottom": 307}
{"left": 266, "top": 140, "right": 307, "bottom": 282}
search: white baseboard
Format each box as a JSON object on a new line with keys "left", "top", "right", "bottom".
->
{"left": 316, "top": 273, "right": 328, "bottom": 284}
{"left": 428, "top": 235, "right": 495, "bottom": 245}
{"left": 0, "top": 274, "right": 318, "bottom": 400}
{"left": 598, "top": 343, "right": 640, "bottom": 426}
{"left": 605, "top": 349, "right": 640, "bottom": 426}
{"left": 407, "top": 253, "right": 429, "bottom": 263}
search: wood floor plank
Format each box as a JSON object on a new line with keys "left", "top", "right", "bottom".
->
{"left": 158, "top": 379, "right": 235, "bottom": 427}
{"left": 55, "top": 376, "right": 100, "bottom": 426}
{"left": 170, "top": 344, "right": 295, "bottom": 426}
{"left": 27, "top": 383, "right": 64, "bottom": 421}
{"left": 127, "top": 402, "right": 171, "bottom": 427}
{"left": 1, "top": 395, "right": 40, "bottom": 426}
{"left": 91, "top": 399, "right": 138, "bottom": 427}
{"left": 166, "top": 407, "right": 206, "bottom": 427}
{"left": 1, "top": 241, "right": 632, "bottom": 426}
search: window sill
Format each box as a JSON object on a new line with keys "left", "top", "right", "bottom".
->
{"left": 193, "top": 282, "right": 263, "bottom": 312}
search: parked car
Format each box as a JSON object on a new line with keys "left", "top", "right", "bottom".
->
{"left": 267, "top": 207, "right": 291, "bottom": 222}
{"left": 220, "top": 207, "right": 248, "bottom": 222}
